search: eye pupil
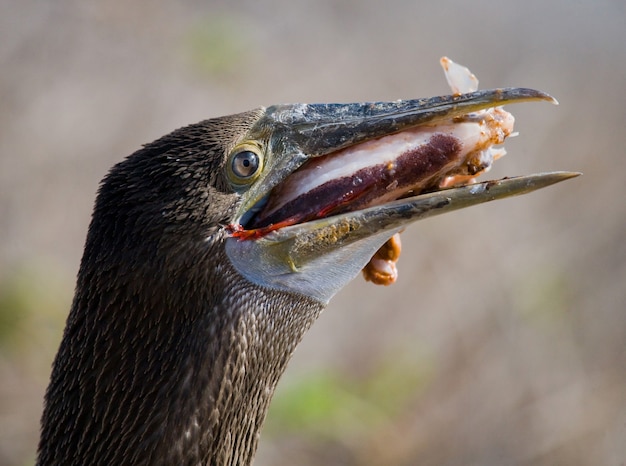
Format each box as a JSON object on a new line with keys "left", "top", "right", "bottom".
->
{"left": 232, "top": 151, "right": 259, "bottom": 179}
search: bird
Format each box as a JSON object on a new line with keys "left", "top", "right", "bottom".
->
{"left": 36, "top": 87, "right": 577, "bottom": 466}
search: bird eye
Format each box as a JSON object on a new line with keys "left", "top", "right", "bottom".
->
{"left": 228, "top": 149, "right": 262, "bottom": 186}
{"left": 232, "top": 151, "right": 259, "bottom": 178}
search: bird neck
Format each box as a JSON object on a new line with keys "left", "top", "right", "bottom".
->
{"left": 38, "top": 244, "right": 324, "bottom": 466}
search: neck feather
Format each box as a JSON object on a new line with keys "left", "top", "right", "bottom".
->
{"left": 37, "top": 243, "right": 323, "bottom": 466}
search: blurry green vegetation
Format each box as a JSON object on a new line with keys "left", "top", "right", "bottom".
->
{"left": 265, "top": 351, "right": 434, "bottom": 439}
{"left": 184, "top": 15, "right": 251, "bottom": 77}
{"left": 0, "top": 265, "right": 70, "bottom": 466}
{"left": 0, "top": 264, "right": 69, "bottom": 368}
{"left": 514, "top": 265, "right": 572, "bottom": 329}
{"left": 0, "top": 277, "right": 24, "bottom": 346}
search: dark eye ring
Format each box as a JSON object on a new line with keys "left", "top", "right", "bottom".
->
{"left": 231, "top": 150, "right": 260, "bottom": 179}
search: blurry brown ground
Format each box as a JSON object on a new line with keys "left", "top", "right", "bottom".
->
{"left": 1, "top": 1, "right": 625, "bottom": 465}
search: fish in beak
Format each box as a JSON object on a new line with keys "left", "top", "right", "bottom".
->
{"left": 225, "top": 58, "right": 579, "bottom": 303}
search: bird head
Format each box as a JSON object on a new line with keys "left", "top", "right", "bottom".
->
{"left": 94, "top": 88, "right": 577, "bottom": 306}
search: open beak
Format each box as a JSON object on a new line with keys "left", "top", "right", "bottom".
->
{"left": 225, "top": 87, "right": 579, "bottom": 303}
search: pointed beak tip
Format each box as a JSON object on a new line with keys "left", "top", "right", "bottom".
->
{"left": 554, "top": 171, "right": 582, "bottom": 182}
{"left": 527, "top": 89, "right": 558, "bottom": 105}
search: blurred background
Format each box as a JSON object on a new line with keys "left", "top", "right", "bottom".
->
{"left": 1, "top": 0, "right": 624, "bottom": 464}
